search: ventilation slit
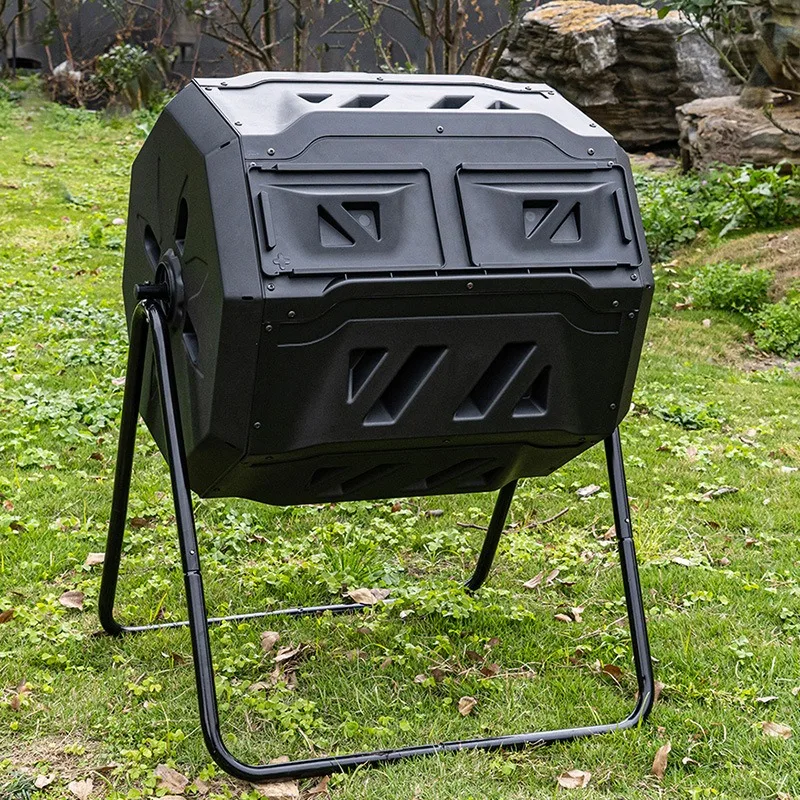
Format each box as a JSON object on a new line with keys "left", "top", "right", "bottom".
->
{"left": 424, "top": 458, "right": 492, "bottom": 490}
{"left": 523, "top": 201, "right": 556, "bottom": 238}
{"left": 365, "top": 346, "right": 447, "bottom": 425}
{"left": 513, "top": 366, "right": 551, "bottom": 418}
{"left": 349, "top": 348, "right": 387, "bottom": 401}
{"left": 454, "top": 343, "right": 536, "bottom": 421}
{"left": 341, "top": 95, "right": 388, "bottom": 108}
{"left": 430, "top": 95, "right": 473, "bottom": 108}
{"left": 143, "top": 225, "right": 160, "bottom": 267}
{"left": 175, "top": 198, "right": 189, "bottom": 253}
{"left": 298, "top": 93, "right": 331, "bottom": 103}
{"left": 341, "top": 464, "right": 399, "bottom": 494}
{"left": 343, "top": 201, "right": 380, "bottom": 240}
{"left": 551, "top": 204, "right": 581, "bottom": 243}
{"left": 318, "top": 205, "right": 355, "bottom": 247}
{"left": 487, "top": 100, "right": 518, "bottom": 109}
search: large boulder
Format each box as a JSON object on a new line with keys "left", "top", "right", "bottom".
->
{"left": 496, "top": 0, "right": 737, "bottom": 149}
{"left": 677, "top": 96, "right": 800, "bottom": 169}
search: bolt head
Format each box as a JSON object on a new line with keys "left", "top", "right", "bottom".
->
{"left": 612, "top": 300, "right": 619, "bottom": 308}
{"left": 253, "top": 421, "right": 261, "bottom": 429}
{"left": 265, "top": 324, "right": 273, "bottom": 332}
{"left": 610, "top": 403, "right": 617, "bottom": 410}
{"left": 234, "top": 121, "right": 242, "bottom": 126}
{"left": 436, "top": 126, "right": 444, "bottom": 133}
{"left": 587, "top": 148, "right": 595, "bottom": 155}
{"left": 288, "top": 310, "right": 296, "bottom": 318}
{"left": 267, "top": 148, "right": 275, "bottom": 156}
{"left": 267, "top": 284, "right": 275, "bottom": 291}
{"left": 631, "top": 273, "right": 639, "bottom": 281}
{"left": 466, "top": 282, "right": 474, "bottom": 290}
{"left": 220, "top": 81, "right": 228, "bottom": 86}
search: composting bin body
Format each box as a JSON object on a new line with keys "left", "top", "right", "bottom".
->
{"left": 123, "top": 72, "right": 653, "bottom": 505}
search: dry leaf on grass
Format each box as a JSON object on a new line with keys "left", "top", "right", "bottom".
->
{"left": 762, "top": 721, "right": 793, "bottom": 739}
{"left": 34, "top": 775, "right": 55, "bottom": 789}
{"left": 651, "top": 741, "right": 671, "bottom": 780}
{"left": 274, "top": 645, "right": 305, "bottom": 665}
{"left": 0, "top": 608, "right": 14, "bottom": 624}
{"left": 554, "top": 613, "right": 573, "bottom": 623}
{"left": 67, "top": 779, "right": 94, "bottom": 800}
{"left": 84, "top": 553, "right": 105, "bottom": 567}
{"left": 59, "top": 590, "right": 85, "bottom": 610}
{"left": 576, "top": 484, "right": 601, "bottom": 498}
{"left": 556, "top": 769, "right": 591, "bottom": 789}
{"left": 154, "top": 764, "right": 189, "bottom": 794}
{"left": 260, "top": 631, "right": 280, "bottom": 653}
{"left": 600, "top": 663, "right": 623, "bottom": 684}
{"left": 458, "top": 696, "right": 478, "bottom": 716}
{"left": 523, "top": 569, "right": 560, "bottom": 590}
{"left": 756, "top": 695, "right": 778, "bottom": 704}
{"left": 347, "top": 588, "right": 389, "bottom": 605}
{"left": 306, "top": 775, "right": 330, "bottom": 796}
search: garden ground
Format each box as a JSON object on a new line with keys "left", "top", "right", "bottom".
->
{"left": 2, "top": 80, "right": 800, "bottom": 799}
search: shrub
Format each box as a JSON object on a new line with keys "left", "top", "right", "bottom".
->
{"left": 753, "top": 301, "right": 800, "bottom": 358}
{"left": 94, "top": 44, "right": 166, "bottom": 110}
{"left": 690, "top": 261, "right": 772, "bottom": 314}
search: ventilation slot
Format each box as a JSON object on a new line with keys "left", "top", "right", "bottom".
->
{"left": 487, "top": 100, "right": 518, "bottom": 109}
{"left": 341, "top": 463, "right": 400, "bottom": 495}
{"left": 454, "top": 343, "right": 536, "bottom": 421}
{"left": 523, "top": 201, "right": 556, "bottom": 238}
{"left": 175, "top": 197, "right": 188, "bottom": 253}
{"left": 343, "top": 201, "right": 380, "bottom": 240}
{"left": 430, "top": 95, "right": 472, "bottom": 109}
{"left": 298, "top": 93, "right": 331, "bottom": 103}
{"left": 423, "top": 458, "right": 493, "bottom": 490}
{"left": 341, "top": 95, "right": 388, "bottom": 108}
{"left": 318, "top": 205, "right": 355, "bottom": 247}
{"left": 365, "top": 346, "right": 447, "bottom": 425}
{"left": 183, "top": 313, "right": 199, "bottom": 364}
{"left": 143, "top": 225, "right": 160, "bottom": 267}
{"left": 349, "top": 348, "right": 387, "bottom": 401}
{"left": 551, "top": 204, "right": 581, "bottom": 243}
{"left": 513, "top": 366, "right": 551, "bottom": 418}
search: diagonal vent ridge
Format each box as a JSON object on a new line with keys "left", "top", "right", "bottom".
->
{"left": 365, "top": 346, "right": 447, "bottom": 425}
{"left": 348, "top": 347, "right": 387, "bottom": 401}
{"left": 341, "top": 95, "right": 388, "bottom": 108}
{"left": 423, "top": 458, "right": 493, "bottom": 490}
{"left": 454, "top": 342, "right": 536, "bottom": 421}
{"left": 318, "top": 205, "right": 355, "bottom": 247}
{"left": 523, "top": 201, "right": 556, "bottom": 238}
{"left": 513, "top": 365, "right": 551, "bottom": 418}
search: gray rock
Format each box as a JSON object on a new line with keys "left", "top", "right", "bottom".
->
{"left": 496, "top": 0, "right": 737, "bottom": 148}
{"left": 677, "top": 95, "right": 800, "bottom": 169}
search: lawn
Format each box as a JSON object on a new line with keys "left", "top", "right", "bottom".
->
{"left": 2, "top": 78, "right": 800, "bottom": 800}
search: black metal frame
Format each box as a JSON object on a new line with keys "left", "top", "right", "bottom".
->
{"left": 99, "top": 298, "right": 655, "bottom": 782}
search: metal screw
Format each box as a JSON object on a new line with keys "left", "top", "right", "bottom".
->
{"left": 608, "top": 161, "right": 614, "bottom": 167}
{"left": 631, "top": 273, "right": 639, "bottom": 281}
{"left": 267, "top": 148, "right": 275, "bottom": 156}
{"left": 587, "top": 148, "right": 595, "bottom": 155}
{"left": 436, "top": 126, "right": 444, "bottom": 133}
{"left": 548, "top": 90, "right": 555, "bottom": 95}
{"left": 253, "top": 422, "right": 262, "bottom": 429}
{"left": 288, "top": 310, "right": 296, "bottom": 318}
{"left": 265, "top": 324, "right": 273, "bottom": 332}
{"left": 612, "top": 300, "right": 619, "bottom": 308}
{"left": 466, "top": 282, "right": 474, "bottom": 290}
{"left": 628, "top": 312, "right": 636, "bottom": 319}
{"left": 525, "top": 85, "right": 533, "bottom": 91}
{"left": 234, "top": 121, "right": 242, "bottom": 126}
{"left": 377, "top": 75, "right": 384, "bottom": 81}
{"left": 267, "top": 284, "right": 275, "bottom": 291}
{"left": 589, "top": 122, "right": 597, "bottom": 127}
{"left": 205, "top": 87, "right": 212, "bottom": 92}
{"left": 249, "top": 162, "right": 257, "bottom": 168}
{"left": 610, "top": 403, "right": 617, "bottom": 410}
{"left": 220, "top": 81, "right": 228, "bottom": 86}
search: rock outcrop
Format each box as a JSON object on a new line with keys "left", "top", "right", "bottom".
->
{"left": 496, "top": 0, "right": 737, "bottom": 149}
{"left": 677, "top": 96, "right": 800, "bottom": 169}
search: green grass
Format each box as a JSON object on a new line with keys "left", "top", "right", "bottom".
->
{"left": 2, "top": 79, "right": 800, "bottom": 799}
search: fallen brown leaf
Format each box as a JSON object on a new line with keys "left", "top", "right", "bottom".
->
{"left": 458, "top": 696, "right": 478, "bottom": 716}
{"left": 250, "top": 779, "right": 300, "bottom": 799}
{"left": 274, "top": 645, "right": 305, "bottom": 664}
{"left": 600, "top": 664, "right": 623, "bottom": 684}
{"left": 554, "top": 613, "right": 573, "bottom": 623}
{"left": 307, "top": 775, "right": 330, "bottom": 796}
{"left": 260, "top": 631, "right": 280, "bottom": 653}
{"left": 84, "top": 553, "right": 105, "bottom": 567}
{"left": 155, "top": 764, "right": 189, "bottom": 794}
{"left": 59, "top": 590, "right": 85, "bottom": 611}
{"left": 762, "top": 721, "right": 793, "bottom": 739}
{"left": 651, "top": 741, "right": 671, "bottom": 780}
{"left": 576, "top": 484, "right": 601, "bottom": 498}
{"left": 34, "top": 775, "right": 55, "bottom": 789}
{"left": 347, "top": 588, "right": 379, "bottom": 605}
{"left": 0, "top": 608, "right": 14, "bottom": 624}
{"left": 67, "top": 779, "right": 94, "bottom": 800}
{"left": 556, "top": 769, "right": 591, "bottom": 789}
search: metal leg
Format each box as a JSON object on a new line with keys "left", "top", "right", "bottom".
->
{"left": 100, "top": 299, "right": 655, "bottom": 782}
{"left": 465, "top": 480, "right": 517, "bottom": 591}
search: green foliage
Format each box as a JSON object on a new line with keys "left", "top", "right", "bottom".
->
{"left": 635, "top": 382, "right": 725, "bottom": 429}
{"left": 691, "top": 261, "right": 773, "bottom": 314}
{"left": 635, "top": 164, "right": 800, "bottom": 261}
{"left": 94, "top": 44, "right": 167, "bottom": 110}
{"left": 753, "top": 300, "right": 800, "bottom": 357}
